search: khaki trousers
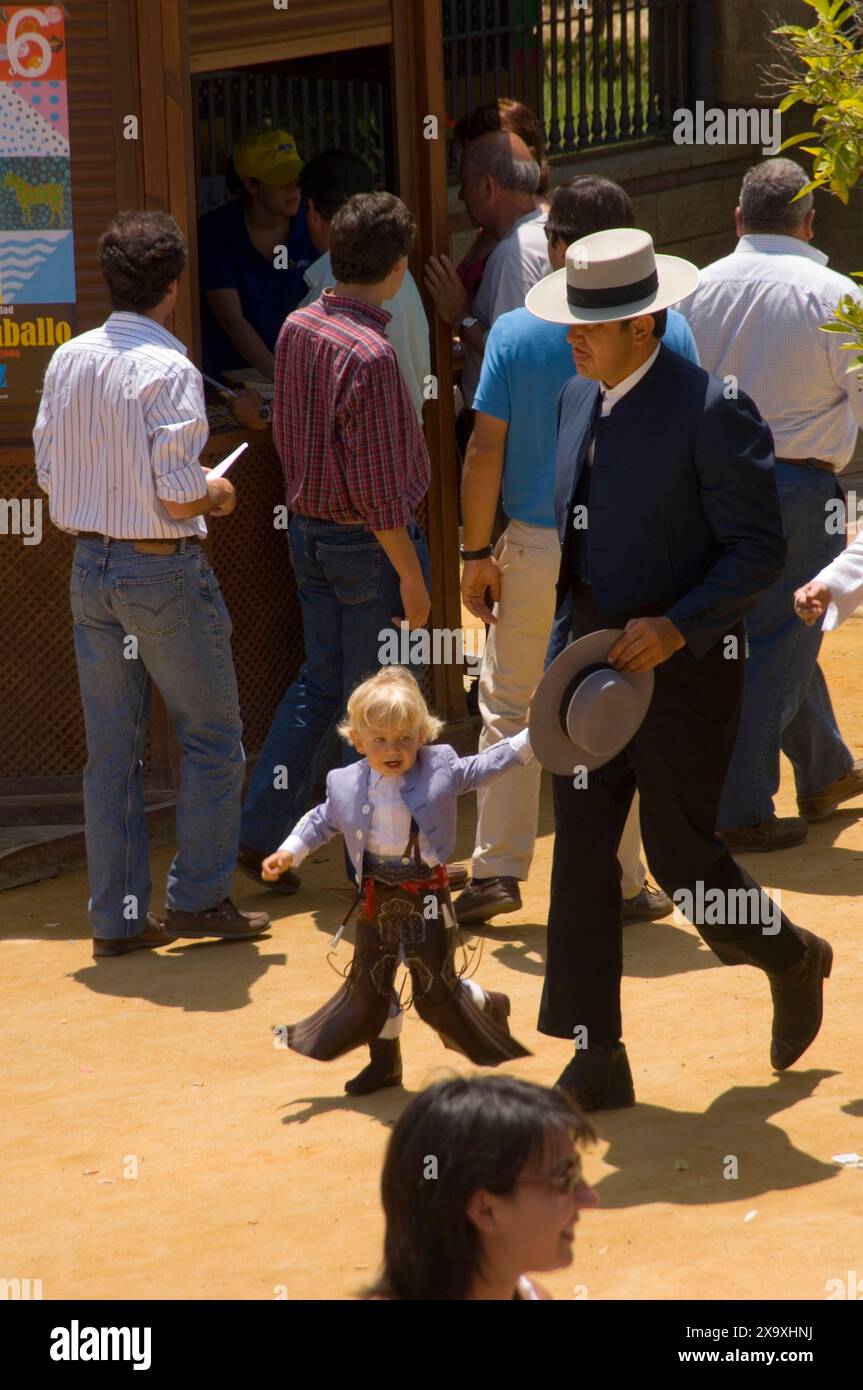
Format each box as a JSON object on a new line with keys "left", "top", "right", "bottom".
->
{"left": 473, "top": 519, "right": 646, "bottom": 894}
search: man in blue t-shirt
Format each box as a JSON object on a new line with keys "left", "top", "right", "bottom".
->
{"left": 198, "top": 129, "right": 317, "bottom": 394}
{"left": 454, "top": 176, "right": 699, "bottom": 927}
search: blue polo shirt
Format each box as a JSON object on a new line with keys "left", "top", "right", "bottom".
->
{"left": 472, "top": 306, "right": 699, "bottom": 527}
{"left": 198, "top": 197, "right": 317, "bottom": 381}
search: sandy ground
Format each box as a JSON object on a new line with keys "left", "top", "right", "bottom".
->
{"left": 2, "top": 626, "right": 863, "bottom": 1304}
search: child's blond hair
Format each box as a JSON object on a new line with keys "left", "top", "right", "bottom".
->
{"left": 337, "top": 667, "right": 444, "bottom": 745}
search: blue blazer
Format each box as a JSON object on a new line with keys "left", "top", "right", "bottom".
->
{"left": 546, "top": 344, "right": 786, "bottom": 664}
{"left": 289, "top": 738, "right": 525, "bottom": 881}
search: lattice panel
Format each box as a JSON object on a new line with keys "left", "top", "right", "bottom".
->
{"left": 1, "top": 461, "right": 86, "bottom": 780}
{"left": 206, "top": 439, "right": 302, "bottom": 757}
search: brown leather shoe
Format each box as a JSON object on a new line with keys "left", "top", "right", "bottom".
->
{"left": 622, "top": 881, "right": 672, "bottom": 922}
{"left": 93, "top": 913, "right": 177, "bottom": 958}
{"left": 453, "top": 875, "right": 522, "bottom": 924}
{"left": 769, "top": 928, "right": 833, "bottom": 1070}
{"left": 717, "top": 815, "right": 808, "bottom": 852}
{"left": 165, "top": 897, "right": 270, "bottom": 940}
{"left": 797, "top": 760, "right": 863, "bottom": 822}
{"left": 236, "top": 843, "right": 300, "bottom": 895}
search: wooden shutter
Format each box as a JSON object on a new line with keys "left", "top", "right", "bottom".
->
{"left": 187, "top": 0, "right": 392, "bottom": 72}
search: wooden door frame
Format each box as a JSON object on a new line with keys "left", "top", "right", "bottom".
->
{"left": 391, "top": 0, "right": 464, "bottom": 721}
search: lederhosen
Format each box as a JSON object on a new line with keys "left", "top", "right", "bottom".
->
{"left": 287, "top": 819, "right": 528, "bottom": 1065}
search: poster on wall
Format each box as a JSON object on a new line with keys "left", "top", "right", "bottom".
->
{"left": 0, "top": 4, "right": 75, "bottom": 407}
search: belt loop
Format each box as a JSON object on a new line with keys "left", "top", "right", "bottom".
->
{"left": 178, "top": 537, "right": 187, "bottom": 554}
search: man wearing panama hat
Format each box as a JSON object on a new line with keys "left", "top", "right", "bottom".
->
{"left": 525, "top": 228, "right": 833, "bottom": 1111}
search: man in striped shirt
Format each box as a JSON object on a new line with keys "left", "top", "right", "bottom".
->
{"left": 238, "top": 192, "right": 432, "bottom": 885}
{"left": 34, "top": 211, "right": 268, "bottom": 956}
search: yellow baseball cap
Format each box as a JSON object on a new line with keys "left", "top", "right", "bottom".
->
{"left": 232, "top": 129, "right": 304, "bottom": 186}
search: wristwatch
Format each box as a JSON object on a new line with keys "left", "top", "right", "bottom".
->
{"left": 460, "top": 543, "right": 493, "bottom": 561}
{"left": 258, "top": 402, "right": 273, "bottom": 424}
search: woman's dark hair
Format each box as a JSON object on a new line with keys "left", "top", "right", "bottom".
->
{"left": 299, "top": 148, "right": 376, "bottom": 222}
{"left": 330, "top": 191, "right": 416, "bottom": 284}
{"left": 546, "top": 176, "right": 635, "bottom": 246}
{"left": 454, "top": 97, "right": 549, "bottom": 196}
{"left": 98, "top": 210, "right": 187, "bottom": 313}
{"left": 366, "top": 1075, "right": 594, "bottom": 1301}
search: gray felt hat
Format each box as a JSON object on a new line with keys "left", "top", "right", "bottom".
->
{"left": 528, "top": 629, "right": 654, "bottom": 774}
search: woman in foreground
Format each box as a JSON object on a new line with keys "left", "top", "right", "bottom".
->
{"left": 366, "top": 1074, "right": 598, "bottom": 1300}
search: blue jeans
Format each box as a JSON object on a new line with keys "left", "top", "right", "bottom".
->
{"left": 719, "top": 464, "right": 852, "bottom": 828}
{"left": 240, "top": 516, "right": 431, "bottom": 856}
{"left": 70, "top": 539, "right": 245, "bottom": 938}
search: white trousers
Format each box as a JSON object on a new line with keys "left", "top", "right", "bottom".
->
{"left": 472, "top": 518, "right": 646, "bottom": 894}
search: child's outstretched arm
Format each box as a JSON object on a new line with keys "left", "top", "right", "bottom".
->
{"left": 794, "top": 530, "right": 863, "bottom": 631}
{"left": 447, "top": 728, "right": 533, "bottom": 796}
{"left": 260, "top": 773, "right": 342, "bottom": 880}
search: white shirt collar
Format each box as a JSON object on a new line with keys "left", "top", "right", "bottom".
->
{"left": 602, "top": 342, "right": 661, "bottom": 409}
{"left": 734, "top": 233, "right": 828, "bottom": 267}
{"left": 108, "top": 311, "right": 187, "bottom": 355}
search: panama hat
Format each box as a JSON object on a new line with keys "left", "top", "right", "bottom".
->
{"left": 529, "top": 629, "right": 654, "bottom": 775}
{"left": 233, "top": 129, "right": 304, "bottom": 186}
{"left": 526, "top": 227, "right": 699, "bottom": 325}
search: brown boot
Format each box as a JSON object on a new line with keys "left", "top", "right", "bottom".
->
{"left": 165, "top": 897, "right": 269, "bottom": 940}
{"left": 93, "top": 913, "right": 177, "bottom": 959}
{"left": 344, "top": 1038, "right": 403, "bottom": 1096}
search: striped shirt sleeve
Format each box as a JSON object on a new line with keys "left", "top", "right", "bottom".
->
{"left": 147, "top": 366, "right": 210, "bottom": 503}
{"left": 338, "top": 353, "right": 415, "bottom": 531}
{"left": 33, "top": 355, "right": 57, "bottom": 493}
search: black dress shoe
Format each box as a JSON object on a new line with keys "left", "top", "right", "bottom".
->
{"left": 237, "top": 843, "right": 301, "bottom": 895}
{"left": 344, "top": 1038, "right": 403, "bottom": 1096}
{"left": 555, "top": 1041, "right": 636, "bottom": 1112}
{"left": 769, "top": 928, "right": 833, "bottom": 1070}
{"left": 453, "top": 875, "right": 522, "bottom": 924}
{"left": 93, "top": 913, "right": 177, "bottom": 958}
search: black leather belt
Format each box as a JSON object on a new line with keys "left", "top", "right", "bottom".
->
{"left": 77, "top": 532, "right": 201, "bottom": 553}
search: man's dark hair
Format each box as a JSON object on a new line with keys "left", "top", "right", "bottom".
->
{"left": 298, "top": 148, "right": 376, "bottom": 222}
{"left": 330, "top": 192, "right": 416, "bottom": 284}
{"left": 98, "top": 210, "right": 187, "bottom": 313}
{"left": 365, "top": 1075, "right": 594, "bottom": 1301}
{"left": 546, "top": 176, "right": 635, "bottom": 246}
{"left": 739, "top": 157, "right": 813, "bottom": 233}
{"left": 620, "top": 308, "right": 668, "bottom": 340}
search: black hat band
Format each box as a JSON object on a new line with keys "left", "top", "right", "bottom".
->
{"left": 567, "top": 268, "right": 659, "bottom": 310}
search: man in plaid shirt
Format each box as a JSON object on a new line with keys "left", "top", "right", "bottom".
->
{"left": 238, "top": 192, "right": 432, "bottom": 888}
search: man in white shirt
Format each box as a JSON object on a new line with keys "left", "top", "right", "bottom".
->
{"left": 424, "top": 129, "right": 550, "bottom": 406}
{"left": 297, "top": 149, "right": 430, "bottom": 422}
{"left": 682, "top": 159, "right": 863, "bottom": 850}
{"left": 34, "top": 211, "right": 268, "bottom": 956}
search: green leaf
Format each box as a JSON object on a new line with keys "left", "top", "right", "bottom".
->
{"left": 777, "top": 131, "right": 821, "bottom": 150}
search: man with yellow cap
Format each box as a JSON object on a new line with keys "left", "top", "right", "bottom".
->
{"left": 198, "top": 128, "right": 317, "bottom": 401}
